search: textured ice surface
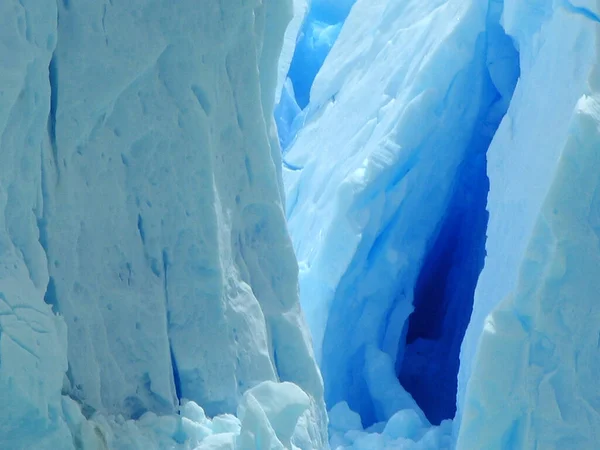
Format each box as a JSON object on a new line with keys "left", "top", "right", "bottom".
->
{"left": 4, "top": 0, "right": 600, "bottom": 447}
{"left": 457, "top": 1, "right": 600, "bottom": 448}
{"left": 283, "top": 0, "right": 518, "bottom": 430}
{"left": 275, "top": 0, "right": 356, "bottom": 150}
{"left": 280, "top": 0, "right": 600, "bottom": 448}
{"left": 0, "top": 0, "right": 326, "bottom": 448}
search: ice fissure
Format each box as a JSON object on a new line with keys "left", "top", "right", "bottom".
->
{"left": 560, "top": 0, "right": 600, "bottom": 23}
{"left": 278, "top": 0, "right": 529, "bottom": 446}
{"left": 397, "top": 9, "right": 520, "bottom": 426}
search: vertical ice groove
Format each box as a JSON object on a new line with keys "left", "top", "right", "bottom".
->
{"left": 162, "top": 248, "right": 181, "bottom": 402}
{"left": 47, "top": 1, "right": 60, "bottom": 172}
{"left": 560, "top": 0, "right": 600, "bottom": 23}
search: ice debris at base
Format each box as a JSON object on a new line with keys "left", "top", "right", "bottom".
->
{"left": 328, "top": 403, "right": 452, "bottom": 450}
{"left": 60, "top": 381, "right": 310, "bottom": 450}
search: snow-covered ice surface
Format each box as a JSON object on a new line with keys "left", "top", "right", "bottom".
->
{"left": 280, "top": 0, "right": 600, "bottom": 449}
{"left": 0, "top": 0, "right": 327, "bottom": 448}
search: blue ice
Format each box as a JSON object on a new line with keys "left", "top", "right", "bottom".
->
{"left": 279, "top": 0, "right": 600, "bottom": 448}
{"left": 275, "top": 0, "right": 357, "bottom": 150}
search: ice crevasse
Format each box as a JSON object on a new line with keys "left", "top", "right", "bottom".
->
{"left": 279, "top": 0, "right": 600, "bottom": 448}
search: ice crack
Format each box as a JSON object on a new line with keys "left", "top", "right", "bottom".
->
{"left": 561, "top": 0, "right": 600, "bottom": 23}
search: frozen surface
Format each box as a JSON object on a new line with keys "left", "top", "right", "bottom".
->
{"left": 457, "top": 1, "right": 600, "bottom": 448}
{"left": 4, "top": 0, "right": 600, "bottom": 447}
{"left": 283, "top": 0, "right": 518, "bottom": 431}
{"left": 280, "top": 0, "right": 600, "bottom": 448}
{"left": 0, "top": 0, "right": 326, "bottom": 448}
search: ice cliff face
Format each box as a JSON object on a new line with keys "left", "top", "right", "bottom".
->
{"left": 4, "top": 0, "right": 600, "bottom": 448}
{"left": 458, "top": 1, "right": 600, "bottom": 448}
{"left": 0, "top": 0, "right": 326, "bottom": 449}
{"left": 279, "top": 0, "right": 600, "bottom": 449}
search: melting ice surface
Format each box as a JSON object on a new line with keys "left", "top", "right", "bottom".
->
{"left": 280, "top": 0, "right": 600, "bottom": 448}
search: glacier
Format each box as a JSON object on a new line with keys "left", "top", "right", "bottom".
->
{"left": 0, "top": 0, "right": 327, "bottom": 449}
{"left": 280, "top": 0, "right": 600, "bottom": 449}
{"left": 3, "top": 0, "right": 600, "bottom": 449}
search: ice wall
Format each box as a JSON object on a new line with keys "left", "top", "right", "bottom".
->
{"left": 0, "top": 0, "right": 326, "bottom": 448}
{"left": 456, "top": 1, "right": 600, "bottom": 448}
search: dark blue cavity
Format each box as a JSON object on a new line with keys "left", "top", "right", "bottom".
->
{"left": 170, "top": 346, "right": 182, "bottom": 400}
{"left": 397, "top": 144, "right": 489, "bottom": 425}
{"left": 43, "top": 276, "right": 60, "bottom": 313}
{"left": 48, "top": 55, "right": 59, "bottom": 164}
{"left": 397, "top": 14, "right": 520, "bottom": 425}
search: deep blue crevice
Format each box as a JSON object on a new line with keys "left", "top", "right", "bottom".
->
{"left": 397, "top": 146, "right": 489, "bottom": 425}
{"left": 170, "top": 346, "right": 182, "bottom": 400}
{"left": 287, "top": 0, "right": 355, "bottom": 109}
{"left": 277, "top": 0, "right": 520, "bottom": 433}
{"left": 44, "top": 276, "right": 60, "bottom": 314}
{"left": 48, "top": 54, "right": 59, "bottom": 167}
{"left": 276, "top": 0, "right": 356, "bottom": 150}
{"left": 396, "top": 10, "right": 520, "bottom": 425}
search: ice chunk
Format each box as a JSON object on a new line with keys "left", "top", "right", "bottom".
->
{"left": 329, "top": 402, "right": 363, "bottom": 432}
{"left": 237, "top": 381, "right": 311, "bottom": 449}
